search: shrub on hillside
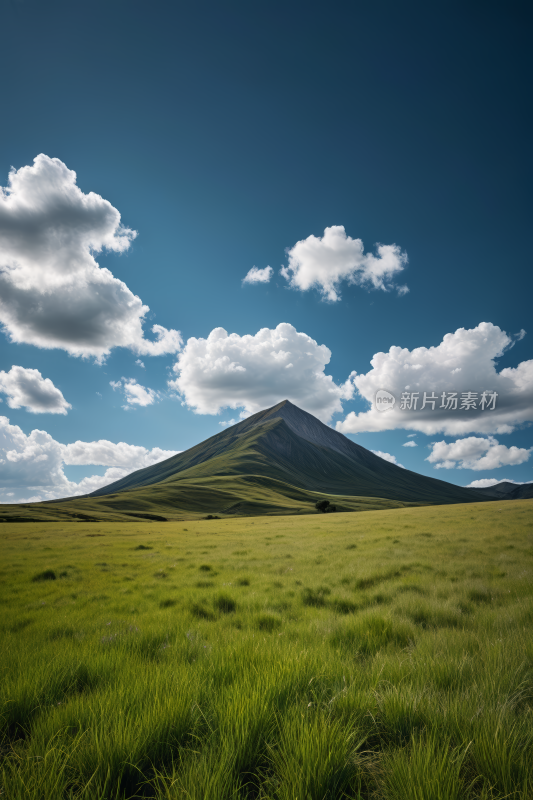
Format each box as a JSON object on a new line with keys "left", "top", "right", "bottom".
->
{"left": 315, "top": 499, "right": 337, "bottom": 513}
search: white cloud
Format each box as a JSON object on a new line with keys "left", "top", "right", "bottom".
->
{"left": 407, "top": 433, "right": 417, "bottom": 438}
{"left": 0, "top": 365, "right": 71, "bottom": 414}
{"left": 135, "top": 359, "right": 145, "bottom": 368}
{"left": 0, "top": 415, "right": 179, "bottom": 502}
{"left": 337, "top": 323, "right": 533, "bottom": 436}
{"left": 466, "top": 477, "right": 533, "bottom": 488}
{"left": 110, "top": 378, "right": 158, "bottom": 408}
{"left": 370, "top": 450, "right": 405, "bottom": 469}
{"left": 402, "top": 440, "right": 417, "bottom": 447}
{"left": 218, "top": 419, "right": 237, "bottom": 427}
{"left": 280, "top": 226, "right": 408, "bottom": 302}
{"left": 0, "top": 155, "right": 181, "bottom": 361}
{"left": 427, "top": 436, "right": 531, "bottom": 471}
{"left": 242, "top": 265, "right": 273, "bottom": 284}
{"left": 62, "top": 439, "right": 175, "bottom": 468}
{"left": 122, "top": 379, "right": 158, "bottom": 408}
{"left": 0, "top": 418, "right": 73, "bottom": 498}
{"left": 169, "top": 323, "right": 354, "bottom": 422}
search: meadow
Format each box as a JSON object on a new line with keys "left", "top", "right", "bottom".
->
{"left": 1, "top": 499, "right": 532, "bottom": 799}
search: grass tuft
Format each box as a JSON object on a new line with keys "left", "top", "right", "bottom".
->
{"left": 331, "top": 597, "right": 358, "bottom": 614}
{"left": 159, "top": 598, "right": 177, "bottom": 608}
{"left": 190, "top": 602, "right": 215, "bottom": 620}
{"left": 382, "top": 731, "right": 469, "bottom": 800}
{"left": 256, "top": 613, "right": 282, "bottom": 631}
{"left": 31, "top": 569, "right": 56, "bottom": 582}
{"left": 302, "top": 586, "right": 331, "bottom": 607}
{"left": 214, "top": 593, "right": 236, "bottom": 613}
{"left": 330, "top": 612, "right": 414, "bottom": 655}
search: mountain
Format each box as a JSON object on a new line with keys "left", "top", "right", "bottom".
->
{"left": 1, "top": 400, "right": 494, "bottom": 523}
{"left": 469, "top": 481, "right": 533, "bottom": 500}
{"left": 85, "top": 399, "right": 483, "bottom": 505}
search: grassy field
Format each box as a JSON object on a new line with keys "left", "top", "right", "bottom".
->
{"left": 1, "top": 499, "right": 532, "bottom": 799}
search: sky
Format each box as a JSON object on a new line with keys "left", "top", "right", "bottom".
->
{"left": 0, "top": 0, "right": 532, "bottom": 503}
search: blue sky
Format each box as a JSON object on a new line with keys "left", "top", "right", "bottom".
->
{"left": 0, "top": 0, "right": 532, "bottom": 502}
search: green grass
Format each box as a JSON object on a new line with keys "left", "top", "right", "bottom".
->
{"left": 0, "top": 472, "right": 417, "bottom": 523}
{"left": 0, "top": 499, "right": 532, "bottom": 799}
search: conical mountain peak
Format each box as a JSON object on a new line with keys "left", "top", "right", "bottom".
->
{"left": 81, "top": 399, "right": 486, "bottom": 508}
{"left": 245, "top": 399, "right": 368, "bottom": 461}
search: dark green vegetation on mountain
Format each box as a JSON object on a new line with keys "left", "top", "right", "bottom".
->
{"left": 1, "top": 500, "right": 532, "bottom": 798}
{"left": 1, "top": 401, "right": 489, "bottom": 523}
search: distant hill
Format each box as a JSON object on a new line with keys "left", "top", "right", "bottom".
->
{"left": 469, "top": 481, "right": 533, "bottom": 500}
{"left": 1, "top": 400, "right": 493, "bottom": 522}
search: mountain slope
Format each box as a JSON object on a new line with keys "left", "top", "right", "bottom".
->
{"left": 85, "top": 400, "right": 485, "bottom": 506}
{"left": 470, "top": 481, "right": 533, "bottom": 500}
{"left": 2, "top": 400, "right": 496, "bottom": 522}
{"left": 1, "top": 474, "right": 408, "bottom": 523}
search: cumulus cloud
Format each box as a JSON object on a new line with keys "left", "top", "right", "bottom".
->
{"left": 280, "top": 226, "right": 408, "bottom": 302}
{"left": 110, "top": 378, "right": 158, "bottom": 408}
{"left": 0, "top": 415, "right": 179, "bottom": 502}
{"left": 466, "top": 477, "right": 533, "bottom": 488}
{"left": 426, "top": 436, "right": 531, "bottom": 471}
{"left": 62, "top": 439, "right": 175, "bottom": 468}
{"left": 370, "top": 450, "right": 405, "bottom": 468}
{"left": 337, "top": 323, "right": 533, "bottom": 436}
{"left": 242, "top": 265, "right": 273, "bottom": 284}
{"left": 402, "top": 440, "right": 417, "bottom": 447}
{"left": 169, "top": 323, "right": 354, "bottom": 422}
{"left": 122, "top": 379, "right": 158, "bottom": 408}
{"left": 135, "top": 359, "right": 145, "bottom": 368}
{"left": 0, "top": 365, "right": 71, "bottom": 414}
{"left": 0, "top": 154, "right": 182, "bottom": 361}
